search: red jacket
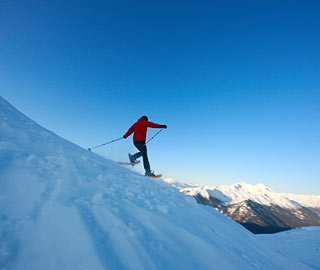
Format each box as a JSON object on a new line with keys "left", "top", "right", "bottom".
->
{"left": 123, "top": 117, "right": 162, "bottom": 142}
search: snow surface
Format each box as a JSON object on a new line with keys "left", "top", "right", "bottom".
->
{"left": 0, "top": 96, "right": 317, "bottom": 270}
{"left": 171, "top": 180, "right": 320, "bottom": 209}
{"left": 281, "top": 193, "right": 320, "bottom": 208}
{"left": 259, "top": 227, "right": 320, "bottom": 270}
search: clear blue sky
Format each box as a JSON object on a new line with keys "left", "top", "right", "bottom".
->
{"left": 1, "top": 0, "right": 320, "bottom": 194}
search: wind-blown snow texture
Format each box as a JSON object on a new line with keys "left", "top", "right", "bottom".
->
{"left": 259, "top": 227, "right": 320, "bottom": 270}
{"left": 0, "top": 96, "right": 315, "bottom": 270}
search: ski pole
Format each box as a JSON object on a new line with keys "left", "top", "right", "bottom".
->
{"left": 144, "top": 128, "right": 164, "bottom": 146}
{"left": 88, "top": 137, "right": 123, "bottom": 151}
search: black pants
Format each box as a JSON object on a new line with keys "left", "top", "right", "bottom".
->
{"left": 132, "top": 141, "right": 150, "bottom": 173}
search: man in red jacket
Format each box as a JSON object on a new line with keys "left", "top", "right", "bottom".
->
{"left": 123, "top": 116, "right": 167, "bottom": 176}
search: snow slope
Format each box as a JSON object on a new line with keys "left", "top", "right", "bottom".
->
{"left": 0, "top": 96, "right": 314, "bottom": 270}
{"left": 281, "top": 193, "right": 320, "bottom": 208}
{"left": 259, "top": 227, "right": 320, "bottom": 270}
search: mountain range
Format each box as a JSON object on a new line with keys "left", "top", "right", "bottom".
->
{"left": 164, "top": 179, "right": 320, "bottom": 233}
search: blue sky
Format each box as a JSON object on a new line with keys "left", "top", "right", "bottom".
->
{"left": 1, "top": 0, "right": 320, "bottom": 194}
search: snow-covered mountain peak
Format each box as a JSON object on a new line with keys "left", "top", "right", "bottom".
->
{"left": 256, "top": 183, "right": 273, "bottom": 192}
{"left": 230, "top": 182, "right": 272, "bottom": 193}
{"left": 174, "top": 179, "right": 320, "bottom": 234}
{"left": 179, "top": 180, "right": 320, "bottom": 209}
{"left": 232, "top": 181, "right": 250, "bottom": 189}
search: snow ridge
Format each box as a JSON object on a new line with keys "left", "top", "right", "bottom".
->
{"left": 172, "top": 180, "right": 320, "bottom": 209}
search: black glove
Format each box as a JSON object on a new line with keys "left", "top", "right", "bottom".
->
{"left": 162, "top": 125, "right": 167, "bottom": 129}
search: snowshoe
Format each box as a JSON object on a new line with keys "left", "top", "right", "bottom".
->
{"left": 145, "top": 171, "right": 162, "bottom": 178}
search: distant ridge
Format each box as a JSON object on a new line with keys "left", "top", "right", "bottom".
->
{"left": 164, "top": 180, "right": 320, "bottom": 234}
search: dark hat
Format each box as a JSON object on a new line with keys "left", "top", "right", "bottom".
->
{"left": 141, "top": 115, "right": 148, "bottom": 121}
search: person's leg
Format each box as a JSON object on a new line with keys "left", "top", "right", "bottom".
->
{"left": 133, "top": 141, "right": 151, "bottom": 173}
{"left": 132, "top": 150, "right": 142, "bottom": 160}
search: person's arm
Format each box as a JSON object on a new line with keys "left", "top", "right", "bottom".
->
{"left": 147, "top": 121, "right": 167, "bottom": 129}
{"left": 123, "top": 123, "right": 135, "bottom": 138}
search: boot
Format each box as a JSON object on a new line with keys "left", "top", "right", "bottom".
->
{"left": 145, "top": 170, "right": 156, "bottom": 177}
{"left": 128, "top": 153, "right": 136, "bottom": 163}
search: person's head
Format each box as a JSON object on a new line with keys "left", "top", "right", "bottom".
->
{"left": 141, "top": 115, "right": 148, "bottom": 121}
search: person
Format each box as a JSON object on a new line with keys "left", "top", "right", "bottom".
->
{"left": 123, "top": 116, "right": 167, "bottom": 176}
